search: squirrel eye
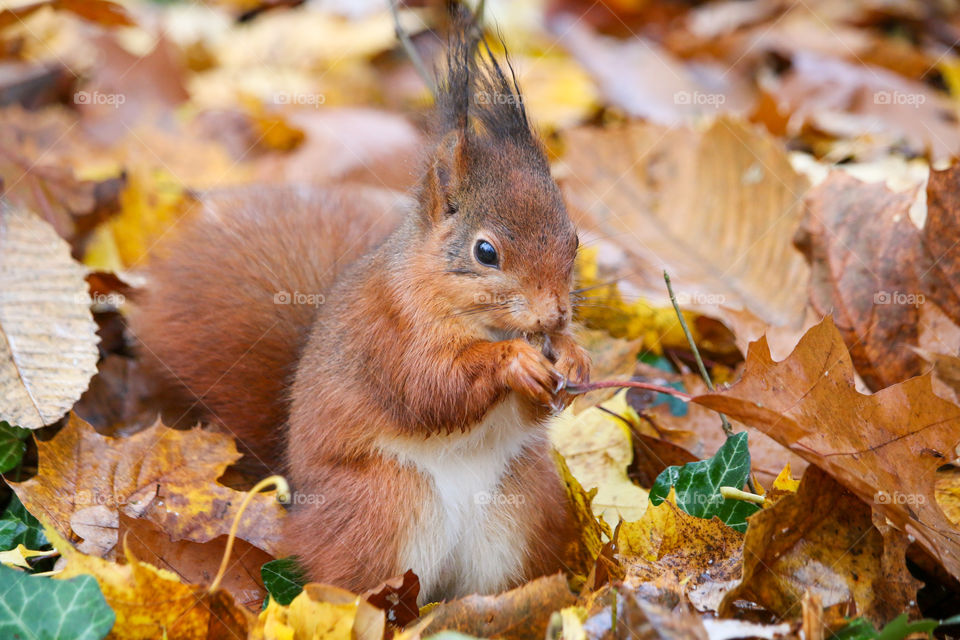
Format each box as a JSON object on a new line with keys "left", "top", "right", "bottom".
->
{"left": 474, "top": 240, "right": 499, "bottom": 267}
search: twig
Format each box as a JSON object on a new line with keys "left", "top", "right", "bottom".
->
{"left": 664, "top": 270, "right": 758, "bottom": 493}
{"left": 663, "top": 270, "right": 731, "bottom": 434}
{"left": 566, "top": 379, "right": 692, "bottom": 401}
{"left": 389, "top": 0, "right": 436, "bottom": 98}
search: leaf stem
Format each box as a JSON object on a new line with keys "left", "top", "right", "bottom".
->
{"left": 565, "top": 379, "right": 692, "bottom": 401}
{"left": 209, "top": 475, "right": 290, "bottom": 594}
{"left": 719, "top": 486, "right": 765, "bottom": 505}
{"left": 664, "top": 270, "right": 757, "bottom": 493}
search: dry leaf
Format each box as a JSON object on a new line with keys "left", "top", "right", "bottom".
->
{"left": 10, "top": 413, "right": 285, "bottom": 558}
{"left": 551, "top": 392, "right": 649, "bottom": 524}
{"left": 119, "top": 514, "right": 274, "bottom": 612}
{"left": 720, "top": 466, "right": 921, "bottom": 625}
{"left": 0, "top": 203, "right": 99, "bottom": 429}
{"left": 254, "top": 583, "right": 385, "bottom": 640}
{"left": 617, "top": 491, "right": 744, "bottom": 613}
{"left": 422, "top": 573, "right": 576, "bottom": 640}
{"left": 552, "top": 450, "right": 613, "bottom": 584}
{"left": 0, "top": 106, "right": 124, "bottom": 243}
{"left": 797, "top": 165, "right": 960, "bottom": 390}
{"left": 695, "top": 316, "right": 960, "bottom": 582}
{"left": 560, "top": 117, "right": 810, "bottom": 328}
{"left": 48, "top": 524, "right": 253, "bottom": 640}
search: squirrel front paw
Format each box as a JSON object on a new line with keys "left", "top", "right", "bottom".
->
{"left": 499, "top": 340, "right": 564, "bottom": 406}
{"left": 549, "top": 333, "right": 591, "bottom": 386}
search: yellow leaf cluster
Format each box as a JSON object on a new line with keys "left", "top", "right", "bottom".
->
{"left": 253, "top": 585, "right": 385, "bottom": 640}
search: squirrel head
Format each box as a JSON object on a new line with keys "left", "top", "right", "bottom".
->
{"left": 412, "top": 6, "right": 578, "bottom": 339}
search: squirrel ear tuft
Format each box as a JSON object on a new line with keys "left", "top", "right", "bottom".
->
{"left": 423, "top": 130, "right": 468, "bottom": 224}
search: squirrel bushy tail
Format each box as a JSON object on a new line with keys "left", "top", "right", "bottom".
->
{"left": 132, "top": 185, "right": 406, "bottom": 468}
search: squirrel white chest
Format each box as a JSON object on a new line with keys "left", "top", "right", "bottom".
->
{"left": 376, "top": 394, "right": 541, "bottom": 604}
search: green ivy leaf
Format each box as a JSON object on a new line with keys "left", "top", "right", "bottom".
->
{"left": 835, "top": 614, "right": 947, "bottom": 640}
{"left": 649, "top": 431, "right": 760, "bottom": 532}
{"left": 261, "top": 556, "right": 307, "bottom": 605}
{"left": 0, "top": 421, "right": 30, "bottom": 473}
{"left": 0, "top": 494, "right": 48, "bottom": 552}
{"left": 0, "top": 564, "right": 114, "bottom": 640}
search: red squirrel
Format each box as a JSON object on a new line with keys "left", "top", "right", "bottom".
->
{"left": 132, "top": 6, "right": 590, "bottom": 604}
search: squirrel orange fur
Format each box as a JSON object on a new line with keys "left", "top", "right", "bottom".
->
{"left": 132, "top": 6, "right": 590, "bottom": 604}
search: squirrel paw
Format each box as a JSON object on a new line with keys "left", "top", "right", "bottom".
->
{"left": 501, "top": 340, "right": 564, "bottom": 406}
{"left": 548, "top": 333, "right": 591, "bottom": 410}
{"left": 550, "top": 333, "right": 591, "bottom": 386}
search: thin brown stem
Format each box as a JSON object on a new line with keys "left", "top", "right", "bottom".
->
{"left": 565, "top": 379, "right": 692, "bottom": 401}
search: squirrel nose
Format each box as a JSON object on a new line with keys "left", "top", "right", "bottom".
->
{"left": 537, "top": 303, "right": 568, "bottom": 333}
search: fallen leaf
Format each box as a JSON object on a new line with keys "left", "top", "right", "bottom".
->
{"left": 422, "top": 573, "right": 576, "bottom": 640}
{"left": 719, "top": 466, "right": 921, "bottom": 626}
{"left": 0, "top": 203, "right": 99, "bottom": 429}
{"left": 363, "top": 569, "right": 420, "bottom": 628}
{"left": 48, "top": 524, "right": 253, "bottom": 640}
{"left": 255, "top": 583, "right": 385, "bottom": 640}
{"left": 0, "top": 563, "right": 114, "bottom": 640}
{"left": 552, "top": 450, "right": 613, "bottom": 584}
{"left": 83, "top": 168, "right": 195, "bottom": 271}
{"left": 119, "top": 514, "right": 274, "bottom": 612}
{"left": 10, "top": 413, "right": 286, "bottom": 559}
{"left": 551, "top": 391, "right": 650, "bottom": 524}
{"left": 560, "top": 117, "right": 810, "bottom": 328}
{"left": 553, "top": 16, "right": 750, "bottom": 126}
{"left": 695, "top": 316, "right": 960, "bottom": 582}
{"left": 0, "top": 106, "right": 124, "bottom": 243}
{"left": 796, "top": 166, "right": 960, "bottom": 390}
{"left": 617, "top": 491, "right": 744, "bottom": 613}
